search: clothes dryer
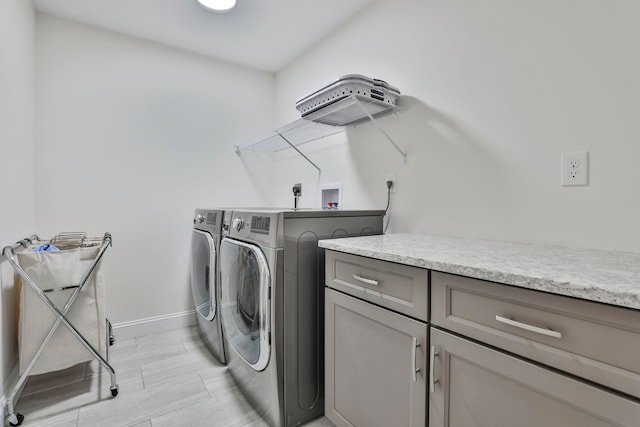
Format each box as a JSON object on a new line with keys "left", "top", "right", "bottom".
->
{"left": 219, "top": 209, "right": 384, "bottom": 426}
{"left": 190, "top": 208, "right": 230, "bottom": 364}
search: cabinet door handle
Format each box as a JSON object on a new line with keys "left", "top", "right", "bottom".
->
{"left": 429, "top": 345, "right": 439, "bottom": 393}
{"left": 411, "top": 337, "right": 421, "bottom": 382}
{"left": 495, "top": 315, "right": 562, "bottom": 339}
{"left": 351, "top": 274, "right": 379, "bottom": 286}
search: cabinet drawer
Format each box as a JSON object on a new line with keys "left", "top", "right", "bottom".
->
{"left": 431, "top": 271, "right": 640, "bottom": 398}
{"left": 325, "top": 250, "right": 429, "bottom": 321}
{"left": 430, "top": 327, "right": 640, "bottom": 427}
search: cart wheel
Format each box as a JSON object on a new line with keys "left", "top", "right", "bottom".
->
{"left": 109, "top": 336, "right": 115, "bottom": 346}
{"left": 110, "top": 385, "right": 119, "bottom": 397}
{"left": 7, "top": 412, "right": 24, "bottom": 426}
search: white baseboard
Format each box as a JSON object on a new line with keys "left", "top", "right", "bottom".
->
{"left": 111, "top": 310, "right": 196, "bottom": 341}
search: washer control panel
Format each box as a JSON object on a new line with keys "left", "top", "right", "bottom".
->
{"left": 193, "top": 209, "right": 222, "bottom": 234}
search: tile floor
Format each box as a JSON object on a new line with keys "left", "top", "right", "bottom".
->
{"left": 13, "top": 326, "right": 335, "bottom": 427}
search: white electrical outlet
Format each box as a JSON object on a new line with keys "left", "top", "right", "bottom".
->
{"left": 385, "top": 173, "right": 397, "bottom": 193}
{"left": 561, "top": 151, "right": 589, "bottom": 186}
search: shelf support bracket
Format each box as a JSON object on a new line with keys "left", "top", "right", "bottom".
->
{"left": 276, "top": 131, "right": 322, "bottom": 175}
{"left": 354, "top": 98, "right": 407, "bottom": 164}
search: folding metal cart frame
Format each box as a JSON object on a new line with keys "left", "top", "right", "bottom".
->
{"left": 2, "top": 233, "right": 117, "bottom": 427}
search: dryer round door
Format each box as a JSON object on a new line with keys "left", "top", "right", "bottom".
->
{"left": 190, "top": 230, "right": 216, "bottom": 321}
{"left": 219, "top": 238, "right": 271, "bottom": 371}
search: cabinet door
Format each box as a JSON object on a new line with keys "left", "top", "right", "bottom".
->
{"left": 429, "top": 327, "right": 640, "bottom": 427}
{"left": 325, "top": 288, "right": 427, "bottom": 427}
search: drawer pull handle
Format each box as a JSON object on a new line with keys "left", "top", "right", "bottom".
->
{"left": 495, "top": 315, "right": 562, "bottom": 339}
{"left": 351, "top": 274, "right": 379, "bottom": 286}
{"left": 429, "top": 345, "right": 439, "bottom": 393}
{"left": 411, "top": 337, "right": 421, "bottom": 382}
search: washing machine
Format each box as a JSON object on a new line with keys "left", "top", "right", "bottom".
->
{"left": 219, "top": 208, "right": 384, "bottom": 426}
{"left": 190, "top": 208, "right": 230, "bottom": 364}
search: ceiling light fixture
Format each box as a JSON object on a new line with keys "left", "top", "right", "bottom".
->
{"left": 197, "top": 0, "right": 237, "bottom": 12}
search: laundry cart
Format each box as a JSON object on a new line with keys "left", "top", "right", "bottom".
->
{"left": 2, "top": 233, "right": 118, "bottom": 427}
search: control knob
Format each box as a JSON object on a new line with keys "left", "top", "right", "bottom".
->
{"left": 232, "top": 217, "right": 244, "bottom": 231}
{"left": 194, "top": 214, "right": 205, "bottom": 224}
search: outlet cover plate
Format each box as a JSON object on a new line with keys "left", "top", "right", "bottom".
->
{"left": 561, "top": 151, "right": 588, "bottom": 186}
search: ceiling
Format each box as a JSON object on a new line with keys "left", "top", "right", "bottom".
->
{"left": 32, "top": 0, "right": 372, "bottom": 73}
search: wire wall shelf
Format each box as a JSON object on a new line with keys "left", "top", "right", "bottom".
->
{"left": 234, "top": 95, "right": 406, "bottom": 174}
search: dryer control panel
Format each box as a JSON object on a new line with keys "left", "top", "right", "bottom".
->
{"left": 228, "top": 211, "right": 280, "bottom": 248}
{"left": 250, "top": 216, "right": 271, "bottom": 235}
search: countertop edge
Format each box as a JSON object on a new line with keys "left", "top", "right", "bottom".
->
{"left": 319, "top": 238, "right": 640, "bottom": 311}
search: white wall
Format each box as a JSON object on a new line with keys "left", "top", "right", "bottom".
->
{"left": 34, "top": 14, "right": 275, "bottom": 325}
{"left": 274, "top": 0, "right": 640, "bottom": 252}
{"left": 0, "top": 0, "right": 36, "bottom": 402}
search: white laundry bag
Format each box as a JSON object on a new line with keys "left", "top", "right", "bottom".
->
{"left": 15, "top": 238, "right": 107, "bottom": 375}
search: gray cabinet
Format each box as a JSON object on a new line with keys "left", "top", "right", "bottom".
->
{"left": 429, "top": 327, "right": 640, "bottom": 427}
{"left": 431, "top": 271, "right": 640, "bottom": 398}
{"left": 323, "top": 250, "right": 640, "bottom": 427}
{"left": 325, "top": 288, "right": 427, "bottom": 427}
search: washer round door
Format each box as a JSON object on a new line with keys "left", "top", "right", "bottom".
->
{"left": 190, "top": 230, "right": 216, "bottom": 321}
{"left": 219, "top": 238, "right": 271, "bottom": 371}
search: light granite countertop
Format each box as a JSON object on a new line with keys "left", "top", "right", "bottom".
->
{"left": 318, "top": 233, "right": 640, "bottom": 310}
